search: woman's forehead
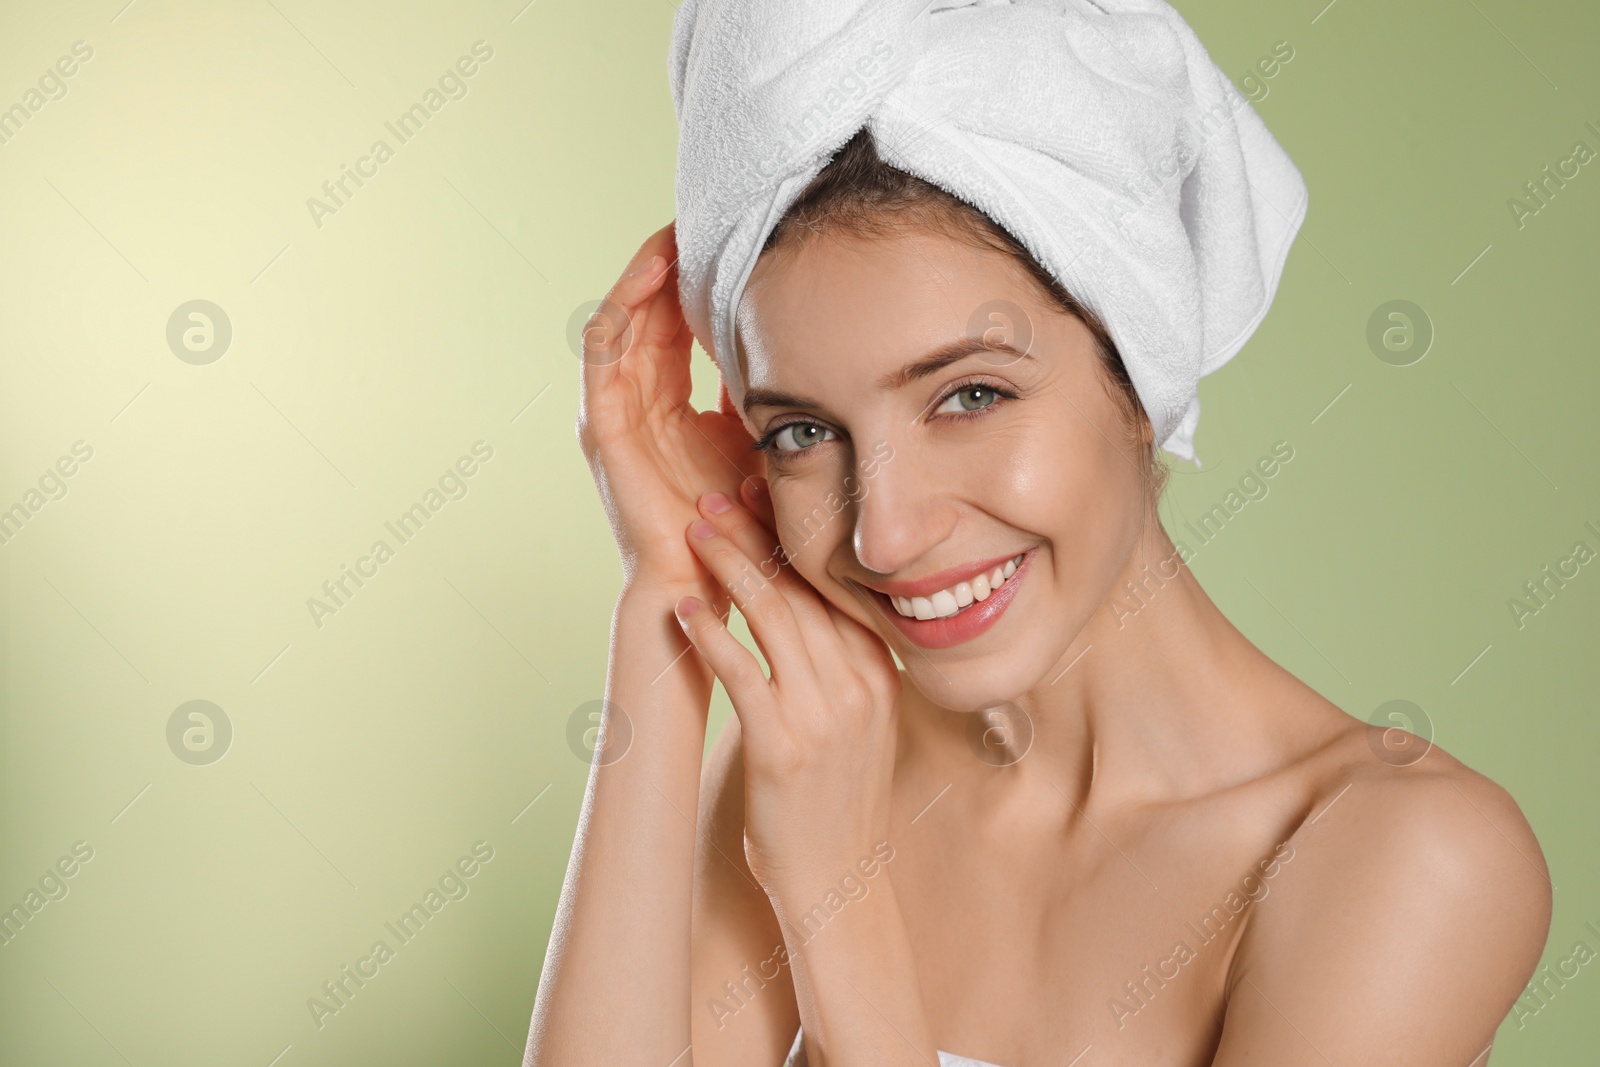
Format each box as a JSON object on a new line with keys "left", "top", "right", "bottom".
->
{"left": 737, "top": 230, "right": 1039, "bottom": 392}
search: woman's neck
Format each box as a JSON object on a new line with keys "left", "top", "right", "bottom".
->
{"left": 902, "top": 516, "right": 1348, "bottom": 828}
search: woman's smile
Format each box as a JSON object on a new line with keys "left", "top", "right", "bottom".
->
{"left": 852, "top": 547, "right": 1036, "bottom": 650}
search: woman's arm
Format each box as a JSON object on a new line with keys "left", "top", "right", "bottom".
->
{"left": 523, "top": 222, "right": 763, "bottom": 1066}
{"left": 689, "top": 709, "right": 802, "bottom": 1063}
{"left": 770, "top": 860, "right": 939, "bottom": 1066}
{"left": 523, "top": 580, "right": 716, "bottom": 1067}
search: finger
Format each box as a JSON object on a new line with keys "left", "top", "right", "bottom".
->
{"left": 698, "top": 487, "right": 833, "bottom": 637}
{"left": 607, "top": 221, "right": 676, "bottom": 303}
{"left": 673, "top": 596, "right": 775, "bottom": 733}
{"left": 578, "top": 273, "right": 665, "bottom": 405}
{"left": 580, "top": 228, "right": 676, "bottom": 390}
{"left": 695, "top": 490, "right": 859, "bottom": 678}
{"left": 634, "top": 260, "right": 696, "bottom": 409}
{"left": 632, "top": 254, "right": 687, "bottom": 354}
{"left": 615, "top": 226, "right": 688, "bottom": 397}
{"left": 685, "top": 516, "right": 814, "bottom": 684}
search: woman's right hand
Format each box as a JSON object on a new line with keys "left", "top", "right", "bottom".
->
{"left": 576, "top": 222, "right": 763, "bottom": 607}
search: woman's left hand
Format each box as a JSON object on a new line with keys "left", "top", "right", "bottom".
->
{"left": 672, "top": 477, "right": 903, "bottom": 899}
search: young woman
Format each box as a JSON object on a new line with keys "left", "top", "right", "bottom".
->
{"left": 524, "top": 128, "right": 1551, "bottom": 1067}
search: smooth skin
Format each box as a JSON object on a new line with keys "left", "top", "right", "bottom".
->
{"left": 524, "top": 220, "right": 1552, "bottom": 1067}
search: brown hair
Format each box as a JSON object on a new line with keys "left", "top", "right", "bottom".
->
{"left": 754, "top": 126, "right": 1170, "bottom": 500}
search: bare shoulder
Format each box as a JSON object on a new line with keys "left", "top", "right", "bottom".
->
{"left": 1214, "top": 720, "right": 1553, "bottom": 1064}
{"left": 1304, "top": 722, "right": 1548, "bottom": 921}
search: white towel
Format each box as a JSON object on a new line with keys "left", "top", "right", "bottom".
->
{"left": 668, "top": 0, "right": 1309, "bottom": 466}
{"left": 784, "top": 1025, "right": 1003, "bottom": 1067}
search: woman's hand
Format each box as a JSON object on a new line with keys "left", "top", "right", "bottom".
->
{"left": 576, "top": 222, "right": 762, "bottom": 604}
{"left": 670, "top": 480, "right": 904, "bottom": 895}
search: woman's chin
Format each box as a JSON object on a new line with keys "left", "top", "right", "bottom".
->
{"left": 899, "top": 654, "right": 1046, "bottom": 716}
{"left": 884, "top": 595, "right": 1094, "bottom": 705}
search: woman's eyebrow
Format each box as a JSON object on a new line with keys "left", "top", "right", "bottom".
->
{"left": 741, "top": 340, "right": 1034, "bottom": 414}
{"left": 875, "top": 339, "right": 1034, "bottom": 390}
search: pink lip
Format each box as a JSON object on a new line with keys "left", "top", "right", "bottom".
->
{"left": 856, "top": 548, "right": 1034, "bottom": 650}
{"left": 856, "top": 548, "right": 1025, "bottom": 599}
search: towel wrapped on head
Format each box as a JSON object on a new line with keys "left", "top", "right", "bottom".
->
{"left": 668, "top": 0, "right": 1309, "bottom": 466}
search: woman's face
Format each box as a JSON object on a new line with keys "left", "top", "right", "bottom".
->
{"left": 735, "top": 225, "right": 1154, "bottom": 710}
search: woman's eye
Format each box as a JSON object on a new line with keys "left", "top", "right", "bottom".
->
{"left": 935, "top": 384, "right": 1001, "bottom": 415}
{"left": 770, "top": 422, "right": 835, "bottom": 451}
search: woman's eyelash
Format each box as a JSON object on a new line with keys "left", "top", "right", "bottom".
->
{"left": 933, "top": 377, "right": 1019, "bottom": 420}
{"left": 749, "top": 422, "right": 823, "bottom": 453}
{"left": 750, "top": 378, "right": 1019, "bottom": 455}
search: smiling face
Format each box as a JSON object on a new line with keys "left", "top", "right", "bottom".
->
{"left": 736, "top": 224, "right": 1160, "bottom": 710}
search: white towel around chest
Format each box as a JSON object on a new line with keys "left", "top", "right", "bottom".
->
{"left": 785, "top": 1024, "right": 1006, "bottom": 1067}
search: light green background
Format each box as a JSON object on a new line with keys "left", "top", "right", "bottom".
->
{"left": 0, "top": 0, "right": 1595, "bottom": 1064}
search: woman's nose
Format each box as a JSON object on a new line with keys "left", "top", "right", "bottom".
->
{"left": 849, "top": 443, "right": 955, "bottom": 577}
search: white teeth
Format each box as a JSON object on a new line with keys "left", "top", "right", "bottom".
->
{"left": 887, "top": 554, "right": 1025, "bottom": 620}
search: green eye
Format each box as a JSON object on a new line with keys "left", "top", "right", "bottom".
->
{"left": 936, "top": 385, "right": 1000, "bottom": 414}
{"left": 771, "top": 422, "right": 834, "bottom": 451}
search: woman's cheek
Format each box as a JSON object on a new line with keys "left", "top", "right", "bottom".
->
{"left": 769, "top": 478, "right": 830, "bottom": 562}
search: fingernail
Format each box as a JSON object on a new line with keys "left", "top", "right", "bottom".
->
{"left": 641, "top": 254, "right": 666, "bottom": 279}
{"left": 743, "top": 476, "right": 769, "bottom": 502}
{"left": 674, "top": 596, "right": 699, "bottom": 620}
{"left": 690, "top": 519, "right": 718, "bottom": 540}
{"left": 701, "top": 491, "right": 733, "bottom": 514}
